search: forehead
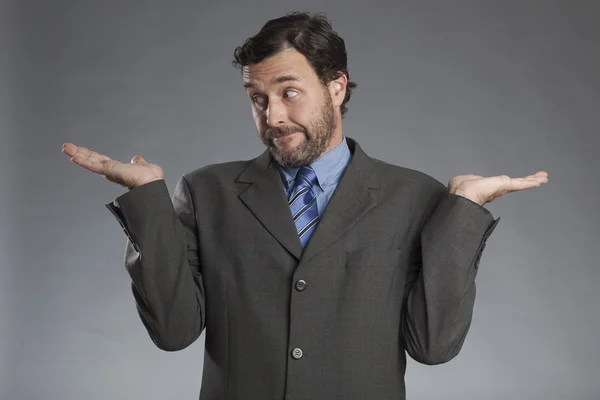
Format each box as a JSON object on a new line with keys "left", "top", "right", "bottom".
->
{"left": 242, "top": 48, "right": 317, "bottom": 86}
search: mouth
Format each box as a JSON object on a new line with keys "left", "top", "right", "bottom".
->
{"left": 273, "top": 131, "right": 300, "bottom": 139}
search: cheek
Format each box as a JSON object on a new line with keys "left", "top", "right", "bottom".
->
{"left": 252, "top": 108, "right": 266, "bottom": 126}
{"left": 288, "top": 101, "right": 314, "bottom": 123}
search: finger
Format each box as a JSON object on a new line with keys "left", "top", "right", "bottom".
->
{"left": 131, "top": 155, "right": 147, "bottom": 165}
{"left": 71, "top": 156, "right": 118, "bottom": 175}
{"left": 69, "top": 154, "right": 101, "bottom": 173}
{"left": 62, "top": 143, "right": 79, "bottom": 157}
{"left": 82, "top": 152, "right": 110, "bottom": 164}
{"left": 478, "top": 176, "right": 536, "bottom": 196}
{"left": 533, "top": 171, "right": 549, "bottom": 183}
{"left": 73, "top": 145, "right": 112, "bottom": 162}
{"left": 63, "top": 144, "right": 113, "bottom": 164}
{"left": 512, "top": 174, "right": 548, "bottom": 186}
{"left": 69, "top": 147, "right": 118, "bottom": 173}
{"left": 522, "top": 171, "right": 549, "bottom": 181}
{"left": 504, "top": 177, "right": 543, "bottom": 191}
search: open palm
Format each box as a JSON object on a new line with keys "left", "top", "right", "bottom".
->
{"left": 62, "top": 143, "right": 164, "bottom": 190}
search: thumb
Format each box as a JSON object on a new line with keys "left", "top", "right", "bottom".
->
{"left": 130, "top": 155, "right": 147, "bottom": 165}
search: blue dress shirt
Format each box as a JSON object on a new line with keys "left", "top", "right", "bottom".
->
{"left": 278, "top": 136, "right": 352, "bottom": 217}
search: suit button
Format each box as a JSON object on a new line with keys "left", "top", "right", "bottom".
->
{"left": 295, "top": 279, "right": 307, "bottom": 291}
{"left": 291, "top": 348, "right": 303, "bottom": 359}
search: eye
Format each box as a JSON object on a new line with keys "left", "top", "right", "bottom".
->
{"left": 283, "top": 90, "right": 298, "bottom": 99}
{"left": 252, "top": 95, "right": 267, "bottom": 108}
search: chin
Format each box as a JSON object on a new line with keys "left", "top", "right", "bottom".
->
{"left": 273, "top": 133, "right": 302, "bottom": 149}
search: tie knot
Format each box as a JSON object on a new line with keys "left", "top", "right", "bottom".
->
{"left": 294, "top": 167, "right": 318, "bottom": 189}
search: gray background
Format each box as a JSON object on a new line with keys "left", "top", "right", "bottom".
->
{"left": 1, "top": 0, "right": 598, "bottom": 399}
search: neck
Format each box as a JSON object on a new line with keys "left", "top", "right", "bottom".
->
{"left": 322, "top": 116, "right": 344, "bottom": 155}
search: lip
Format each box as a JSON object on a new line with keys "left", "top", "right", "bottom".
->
{"left": 274, "top": 131, "right": 300, "bottom": 138}
{"left": 273, "top": 132, "right": 296, "bottom": 140}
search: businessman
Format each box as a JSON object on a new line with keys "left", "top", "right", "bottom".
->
{"left": 62, "top": 12, "right": 548, "bottom": 400}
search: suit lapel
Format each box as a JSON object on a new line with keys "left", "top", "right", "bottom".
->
{"left": 300, "top": 138, "right": 379, "bottom": 264}
{"left": 237, "top": 149, "right": 303, "bottom": 260}
{"left": 237, "top": 138, "right": 380, "bottom": 263}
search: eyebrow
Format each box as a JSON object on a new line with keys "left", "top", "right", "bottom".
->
{"left": 243, "top": 75, "right": 301, "bottom": 89}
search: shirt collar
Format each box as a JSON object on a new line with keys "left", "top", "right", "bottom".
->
{"left": 279, "top": 136, "right": 351, "bottom": 191}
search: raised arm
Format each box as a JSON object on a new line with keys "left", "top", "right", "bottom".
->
{"left": 62, "top": 143, "right": 205, "bottom": 351}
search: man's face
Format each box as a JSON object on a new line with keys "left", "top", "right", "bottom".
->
{"left": 243, "top": 48, "right": 338, "bottom": 168}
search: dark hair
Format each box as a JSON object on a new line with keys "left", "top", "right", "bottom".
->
{"left": 232, "top": 12, "right": 357, "bottom": 118}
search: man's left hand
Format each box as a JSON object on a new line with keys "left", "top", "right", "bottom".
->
{"left": 448, "top": 171, "right": 549, "bottom": 206}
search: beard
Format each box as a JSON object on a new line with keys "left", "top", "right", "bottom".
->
{"left": 260, "top": 90, "right": 337, "bottom": 168}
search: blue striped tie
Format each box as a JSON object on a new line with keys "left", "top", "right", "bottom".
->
{"left": 288, "top": 167, "right": 320, "bottom": 248}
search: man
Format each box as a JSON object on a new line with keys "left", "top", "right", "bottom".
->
{"left": 62, "top": 12, "right": 548, "bottom": 400}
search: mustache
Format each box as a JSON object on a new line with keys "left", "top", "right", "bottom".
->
{"left": 264, "top": 126, "right": 306, "bottom": 140}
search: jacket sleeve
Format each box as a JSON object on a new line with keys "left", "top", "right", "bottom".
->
{"left": 105, "top": 177, "right": 206, "bottom": 351}
{"left": 401, "top": 183, "right": 500, "bottom": 365}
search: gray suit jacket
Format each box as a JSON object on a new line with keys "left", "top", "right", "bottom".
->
{"left": 106, "top": 137, "right": 500, "bottom": 400}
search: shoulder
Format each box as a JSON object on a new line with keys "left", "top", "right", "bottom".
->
{"left": 367, "top": 156, "right": 447, "bottom": 196}
{"left": 179, "top": 159, "right": 253, "bottom": 189}
{"left": 364, "top": 156, "right": 450, "bottom": 224}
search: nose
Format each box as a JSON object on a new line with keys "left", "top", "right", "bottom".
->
{"left": 266, "top": 98, "right": 287, "bottom": 127}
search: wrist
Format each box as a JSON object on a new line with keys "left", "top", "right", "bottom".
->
{"left": 451, "top": 189, "right": 483, "bottom": 206}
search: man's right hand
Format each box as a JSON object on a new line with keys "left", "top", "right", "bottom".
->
{"left": 62, "top": 143, "right": 164, "bottom": 190}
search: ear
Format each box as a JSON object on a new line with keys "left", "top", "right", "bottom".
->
{"left": 328, "top": 73, "right": 348, "bottom": 108}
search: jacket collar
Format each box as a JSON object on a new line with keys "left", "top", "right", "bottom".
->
{"left": 236, "top": 137, "right": 381, "bottom": 262}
